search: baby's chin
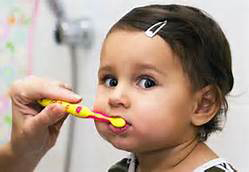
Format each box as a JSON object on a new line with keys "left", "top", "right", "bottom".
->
{"left": 111, "top": 142, "right": 151, "bottom": 154}
{"left": 110, "top": 140, "right": 136, "bottom": 152}
{"left": 94, "top": 121, "right": 146, "bottom": 152}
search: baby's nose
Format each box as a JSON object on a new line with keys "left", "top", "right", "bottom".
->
{"left": 108, "top": 87, "right": 130, "bottom": 109}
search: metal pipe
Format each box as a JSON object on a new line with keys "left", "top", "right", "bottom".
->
{"left": 46, "top": 1, "right": 94, "bottom": 171}
{"left": 64, "top": 45, "right": 78, "bottom": 172}
{"left": 46, "top": 0, "right": 66, "bottom": 22}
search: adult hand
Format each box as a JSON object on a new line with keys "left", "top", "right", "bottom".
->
{"left": 1, "top": 75, "right": 81, "bottom": 172}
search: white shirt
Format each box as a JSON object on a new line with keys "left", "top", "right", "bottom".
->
{"left": 125, "top": 155, "right": 237, "bottom": 172}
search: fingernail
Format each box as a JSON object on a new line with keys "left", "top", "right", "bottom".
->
{"left": 51, "top": 104, "right": 64, "bottom": 112}
{"left": 73, "top": 94, "right": 82, "bottom": 100}
{"left": 51, "top": 105, "right": 67, "bottom": 119}
{"left": 63, "top": 83, "right": 72, "bottom": 89}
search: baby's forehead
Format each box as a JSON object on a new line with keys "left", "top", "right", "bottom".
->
{"left": 100, "top": 36, "right": 186, "bottom": 76}
{"left": 104, "top": 30, "right": 164, "bottom": 44}
{"left": 102, "top": 30, "right": 171, "bottom": 54}
{"left": 102, "top": 30, "right": 180, "bottom": 62}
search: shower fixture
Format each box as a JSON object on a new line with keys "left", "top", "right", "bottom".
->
{"left": 46, "top": 1, "right": 94, "bottom": 172}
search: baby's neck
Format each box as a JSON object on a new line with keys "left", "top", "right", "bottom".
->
{"left": 135, "top": 139, "right": 217, "bottom": 172}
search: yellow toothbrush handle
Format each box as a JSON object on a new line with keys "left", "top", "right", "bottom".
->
{"left": 37, "top": 99, "right": 92, "bottom": 118}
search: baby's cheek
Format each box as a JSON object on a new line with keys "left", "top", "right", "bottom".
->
{"left": 93, "top": 97, "right": 105, "bottom": 112}
{"left": 135, "top": 104, "right": 163, "bottom": 121}
{"left": 94, "top": 89, "right": 109, "bottom": 111}
{"left": 92, "top": 102, "right": 99, "bottom": 112}
{"left": 94, "top": 121, "right": 107, "bottom": 137}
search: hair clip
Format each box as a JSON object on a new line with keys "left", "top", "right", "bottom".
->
{"left": 145, "top": 20, "right": 167, "bottom": 38}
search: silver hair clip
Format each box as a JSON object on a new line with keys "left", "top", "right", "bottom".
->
{"left": 145, "top": 20, "right": 167, "bottom": 38}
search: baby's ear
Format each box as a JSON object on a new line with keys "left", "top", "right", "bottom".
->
{"left": 191, "top": 85, "right": 219, "bottom": 126}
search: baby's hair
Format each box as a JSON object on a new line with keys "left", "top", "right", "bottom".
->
{"left": 107, "top": 4, "right": 234, "bottom": 141}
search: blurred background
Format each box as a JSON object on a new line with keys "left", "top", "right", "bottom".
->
{"left": 0, "top": 0, "right": 248, "bottom": 171}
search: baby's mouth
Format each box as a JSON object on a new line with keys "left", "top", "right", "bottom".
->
{"left": 108, "top": 121, "right": 131, "bottom": 134}
{"left": 92, "top": 110, "right": 131, "bottom": 133}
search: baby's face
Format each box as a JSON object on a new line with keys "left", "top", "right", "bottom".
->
{"left": 94, "top": 30, "right": 198, "bottom": 153}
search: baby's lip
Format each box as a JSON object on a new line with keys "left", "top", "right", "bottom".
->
{"left": 108, "top": 122, "right": 131, "bottom": 134}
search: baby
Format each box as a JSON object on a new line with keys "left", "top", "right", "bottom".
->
{"left": 93, "top": 4, "right": 235, "bottom": 172}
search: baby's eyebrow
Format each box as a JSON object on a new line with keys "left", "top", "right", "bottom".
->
{"left": 134, "top": 63, "right": 165, "bottom": 75}
{"left": 98, "top": 65, "right": 113, "bottom": 75}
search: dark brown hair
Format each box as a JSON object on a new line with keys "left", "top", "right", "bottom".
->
{"left": 107, "top": 4, "right": 234, "bottom": 141}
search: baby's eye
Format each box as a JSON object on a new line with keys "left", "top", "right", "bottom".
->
{"left": 137, "top": 77, "right": 156, "bottom": 89}
{"left": 104, "top": 76, "right": 118, "bottom": 87}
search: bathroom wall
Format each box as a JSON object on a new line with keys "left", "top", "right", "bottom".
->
{"left": 31, "top": 0, "right": 249, "bottom": 171}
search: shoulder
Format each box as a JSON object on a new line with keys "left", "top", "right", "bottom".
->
{"left": 108, "top": 158, "right": 130, "bottom": 172}
{"left": 194, "top": 158, "right": 237, "bottom": 172}
{"left": 108, "top": 154, "right": 137, "bottom": 172}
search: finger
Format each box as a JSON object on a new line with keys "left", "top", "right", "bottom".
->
{"left": 9, "top": 75, "right": 82, "bottom": 104}
{"left": 30, "top": 76, "right": 81, "bottom": 102}
{"left": 31, "top": 104, "right": 66, "bottom": 130}
{"left": 40, "top": 86, "right": 82, "bottom": 103}
{"left": 48, "top": 114, "right": 68, "bottom": 139}
{"left": 54, "top": 81, "right": 72, "bottom": 91}
{"left": 53, "top": 113, "right": 68, "bottom": 131}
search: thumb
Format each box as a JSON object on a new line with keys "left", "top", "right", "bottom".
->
{"left": 32, "top": 104, "right": 66, "bottom": 129}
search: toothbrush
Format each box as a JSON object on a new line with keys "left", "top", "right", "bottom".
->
{"left": 37, "top": 98, "right": 126, "bottom": 128}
